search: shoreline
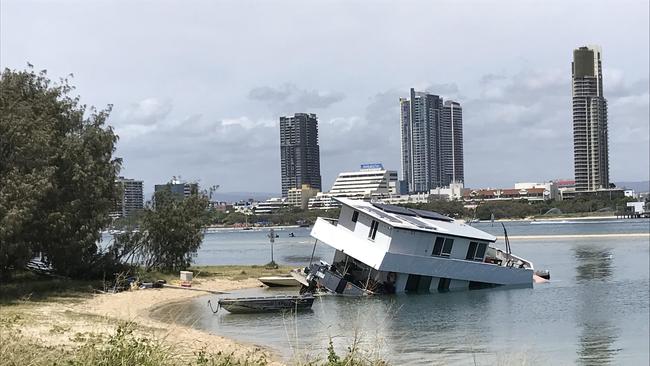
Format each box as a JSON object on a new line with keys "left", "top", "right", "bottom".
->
{"left": 497, "top": 232, "right": 650, "bottom": 240}
{"left": 2, "top": 275, "right": 284, "bottom": 365}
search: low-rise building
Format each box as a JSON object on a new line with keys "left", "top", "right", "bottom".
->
{"left": 555, "top": 179, "right": 576, "bottom": 200}
{"left": 429, "top": 182, "right": 465, "bottom": 200}
{"left": 513, "top": 182, "right": 558, "bottom": 200}
{"left": 376, "top": 192, "right": 430, "bottom": 205}
{"left": 232, "top": 200, "right": 254, "bottom": 215}
{"left": 308, "top": 164, "right": 398, "bottom": 210}
{"left": 287, "top": 184, "right": 319, "bottom": 210}
{"left": 253, "top": 197, "right": 292, "bottom": 214}
{"left": 463, "top": 187, "right": 551, "bottom": 202}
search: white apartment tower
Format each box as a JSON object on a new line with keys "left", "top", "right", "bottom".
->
{"left": 400, "top": 89, "right": 464, "bottom": 193}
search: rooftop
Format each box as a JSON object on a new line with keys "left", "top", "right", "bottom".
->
{"left": 336, "top": 198, "right": 496, "bottom": 242}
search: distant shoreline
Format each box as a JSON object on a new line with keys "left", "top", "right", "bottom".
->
{"left": 497, "top": 233, "right": 650, "bottom": 240}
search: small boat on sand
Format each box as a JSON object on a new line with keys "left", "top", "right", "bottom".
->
{"left": 258, "top": 276, "right": 301, "bottom": 287}
{"left": 217, "top": 294, "right": 315, "bottom": 313}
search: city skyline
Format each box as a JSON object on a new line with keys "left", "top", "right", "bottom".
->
{"left": 1, "top": 1, "right": 648, "bottom": 194}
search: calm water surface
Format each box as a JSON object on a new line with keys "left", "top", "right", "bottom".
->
{"left": 149, "top": 219, "right": 649, "bottom": 365}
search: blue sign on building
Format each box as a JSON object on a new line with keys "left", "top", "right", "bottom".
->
{"left": 360, "top": 163, "right": 384, "bottom": 170}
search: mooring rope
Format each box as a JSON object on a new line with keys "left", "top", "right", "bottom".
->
{"left": 207, "top": 299, "right": 220, "bottom": 314}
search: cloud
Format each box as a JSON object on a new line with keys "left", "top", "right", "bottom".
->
{"left": 118, "top": 97, "right": 172, "bottom": 126}
{"left": 248, "top": 83, "right": 345, "bottom": 114}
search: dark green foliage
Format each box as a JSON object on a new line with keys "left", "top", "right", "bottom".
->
{"left": 115, "top": 189, "right": 210, "bottom": 272}
{"left": 474, "top": 196, "right": 634, "bottom": 220}
{"left": 0, "top": 66, "right": 120, "bottom": 280}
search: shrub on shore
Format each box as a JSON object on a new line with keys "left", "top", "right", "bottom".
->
{"left": 0, "top": 320, "right": 387, "bottom": 366}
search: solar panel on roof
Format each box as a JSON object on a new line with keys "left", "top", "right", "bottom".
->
{"left": 373, "top": 202, "right": 453, "bottom": 222}
{"left": 372, "top": 203, "right": 415, "bottom": 216}
{"left": 395, "top": 214, "right": 434, "bottom": 229}
{"left": 361, "top": 207, "right": 402, "bottom": 223}
{"left": 408, "top": 208, "right": 454, "bottom": 222}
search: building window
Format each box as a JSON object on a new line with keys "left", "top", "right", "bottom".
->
{"left": 441, "top": 238, "right": 454, "bottom": 257}
{"left": 466, "top": 241, "right": 487, "bottom": 261}
{"left": 466, "top": 242, "right": 478, "bottom": 260}
{"left": 368, "top": 220, "right": 379, "bottom": 240}
{"left": 351, "top": 211, "right": 359, "bottom": 223}
{"left": 475, "top": 243, "right": 487, "bottom": 260}
{"left": 432, "top": 237, "right": 445, "bottom": 256}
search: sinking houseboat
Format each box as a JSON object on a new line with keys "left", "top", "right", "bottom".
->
{"left": 304, "top": 198, "right": 538, "bottom": 294}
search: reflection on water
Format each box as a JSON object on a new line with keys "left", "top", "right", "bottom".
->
{"left": 574, "top": 245, "right": 613, "bottom": 283}
{"left": 573, "top": 244, "right": 619, "bottom": 365}
{"left": 577, "top": 323, "right": 621, "bottom": 365}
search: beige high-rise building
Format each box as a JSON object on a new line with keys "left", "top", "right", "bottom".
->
{"left": 572, "top": 45, "right": 609, "bottom": 191}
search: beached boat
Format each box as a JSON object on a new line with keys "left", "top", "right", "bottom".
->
{"left": 217, "top": 294, "right": 315, "bottom": 313}
{"left": 258, "top": 276, "right": 301, "bottom": 287}
{"left": 299, "top": 198, "right": 543, "bottom": 294}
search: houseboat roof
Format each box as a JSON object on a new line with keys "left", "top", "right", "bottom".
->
{"left": 336, "top": 197, "right": 497, "bottom": 242}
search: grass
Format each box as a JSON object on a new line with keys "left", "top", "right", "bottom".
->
{"left": 0, "top": 266, "right": 390, "bottom": 366}
{"left": 0, "top": 265, "right": 295, "bottom": 304}
{"left": 139, "top": 264, "right": 295, "bottom": 283}
{"left": 0, "top": 318, "right": 386, "bottom": 366}
{"left": 0, "top": 271, "right": 101, "bottom": 305}
{"left": 0, "top": 321, "right": 271, "bottom": 366}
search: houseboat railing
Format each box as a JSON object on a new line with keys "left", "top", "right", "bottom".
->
{"left": 491, "top": 246, "right": 533, "bottom": 269}
{"left": 319, "top": 217, "right": 339, "bottom": 225}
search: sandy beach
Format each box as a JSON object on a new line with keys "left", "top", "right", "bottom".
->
{"left": 3, "top": 276, "right": 284, "bottom": 365}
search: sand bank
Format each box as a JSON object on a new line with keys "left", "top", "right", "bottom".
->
{"left": 5, "top": 277, "right": 284, "bottom": 365}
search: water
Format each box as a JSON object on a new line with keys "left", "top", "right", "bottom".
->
{"left": 150, "top": 219, "right": 649, "bottom": 365}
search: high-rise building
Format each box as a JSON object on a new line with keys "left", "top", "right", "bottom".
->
{"left": 154, "top": 177, "right": 198, "bottom": 200}
{"left": 280, "top": 113, "right": 322, "bottom": 197}
{"left": 400, "top": 89, "right": 464, "bottom": 193}
{"left": 112, "top": 176, "right": 144, "bottom": 218}
{"left": 572, "top": 45, "right": 609, "bottom": 191}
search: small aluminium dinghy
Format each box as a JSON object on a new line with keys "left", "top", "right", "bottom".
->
{"left": 258, "top": 276, "right": 301, "bottom": 287}
{"left": 216, "top": 294, "right": 315, "bottom": 314}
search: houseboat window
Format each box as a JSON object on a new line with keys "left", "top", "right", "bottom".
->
{"left": 475, "top": 243, "right": 487, "bottom": 259}
{"left": 441, "top": 238, "right": 454, "bottom": 257}
{"left": 351, "top": 211, "right": 359, "bottom": 223}
{"left": 432, "top": 237, "right": 445, "bottom": 256}
{"left": 368, "top": 220, "right": 379, "bottom": 240}
{"left": 466, "top": 242, "right": 478, "bottom": 260}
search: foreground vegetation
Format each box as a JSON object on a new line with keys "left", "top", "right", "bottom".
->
{"left": 0, "top": 321, "right": 385, "bottom": 366}
{"left": 0, "top": 270, "right": 388, "bottom": 366}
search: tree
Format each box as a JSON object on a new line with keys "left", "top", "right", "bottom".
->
{"left": 0, "top": 67, "right": 120, "bottom": 279}
{"left": 115, "top": 188, "right": 210, "bottom": 272}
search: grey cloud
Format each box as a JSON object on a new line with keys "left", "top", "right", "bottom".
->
{"left": 118, "top": 97, "right": 173, "bottom": 126}
{"left": 249, "top": 86, "right": 292, "bottom": 102}
{"left": 249, "top": 83, "right": 345, "bottom": 113}
{"left": 479, "top": 73, "right": 508, "bottom": 85}
{"left": 425, "top": 83, "right": 460, "bottom": 96}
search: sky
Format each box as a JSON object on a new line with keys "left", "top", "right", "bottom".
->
{"left": 2, "top": 0, "right": 649, "bottom": 196}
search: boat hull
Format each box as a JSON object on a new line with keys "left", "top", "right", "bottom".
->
{"left": 258, "top": 276, "right": 301, "bottom": 287}
{"left": 218, "top": 295, "right": 314, "bottom": 313}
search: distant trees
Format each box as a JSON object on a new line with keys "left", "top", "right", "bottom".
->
{"left": 0, "top": 67, "right": 121, "bottom": 280}
{"left": 114, "top": 188, "right": 210, "bottom": 272}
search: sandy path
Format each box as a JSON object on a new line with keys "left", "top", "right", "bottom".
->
{"left": 9, "top": 277, "right": 285, "bottom": 365}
